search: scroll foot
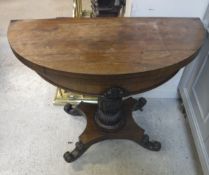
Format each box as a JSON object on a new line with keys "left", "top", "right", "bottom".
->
{"left": 64, "top": 103, "right": 82, "bottom": 116}
{"left": 63, "top": 141, "right": 87, "bottom": 163}
{"left": 133, "top": 97, "right": 147, "bottom": 111}
{"left": 139, "top": 134, "right": 161, "bottom": 151}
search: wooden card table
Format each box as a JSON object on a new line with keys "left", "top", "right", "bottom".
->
{"left": 8, "top": 17, "right": 205, "bottom": 163}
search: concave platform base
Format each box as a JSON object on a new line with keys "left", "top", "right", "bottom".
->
{"left": 63, "top": 97, "right": 161, "bottom": 163}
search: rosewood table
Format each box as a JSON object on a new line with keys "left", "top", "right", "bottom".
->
{"left": 8, "top": 17, "right": 205, "bottom": 163}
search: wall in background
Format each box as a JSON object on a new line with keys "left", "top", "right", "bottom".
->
{"left": 130, "top": 0, "right": 209, "bottom": 98}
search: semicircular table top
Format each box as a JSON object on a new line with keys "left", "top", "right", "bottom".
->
{"left": 8, "top": 17, "right": 206, "bottom": 95}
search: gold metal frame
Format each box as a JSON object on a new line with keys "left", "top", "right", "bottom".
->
{"left": 73, "top": 0, "right": 82, "bottom": 18}
{"left": 53, "top": 88, "right": 97, "bottom": 106}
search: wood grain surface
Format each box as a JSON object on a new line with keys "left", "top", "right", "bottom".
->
{"left": 8, "top": 17, "right": 206, "bottom": 95}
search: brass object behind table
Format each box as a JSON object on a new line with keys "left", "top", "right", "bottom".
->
{"left": 53, "top": 0, "right": 126, "bottom": 105}
{"left": 54, "top": 88, "right": 97, "bottom": 106}
{"left": 73, "top": 0, "right": 93, "bottom": 18}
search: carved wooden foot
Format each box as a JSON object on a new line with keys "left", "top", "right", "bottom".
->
{"left": 63, "top": 141, "right": 88, "bottom": 163}
{"left": 139, "top": 134, "right": 161, "bottom": 151}
{"left": 64, "top": 103, "right": 82, "bottom": 116}
{"left": 63, "top": 97, "right": 161, "bottom": 163}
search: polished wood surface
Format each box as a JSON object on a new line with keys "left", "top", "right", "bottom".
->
{"left": 8, "top": 17, "right": 205, "bottom": 95}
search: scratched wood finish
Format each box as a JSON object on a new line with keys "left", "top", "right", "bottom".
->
{"left": 8, "top": 18, "right": 205, "bottom": 95}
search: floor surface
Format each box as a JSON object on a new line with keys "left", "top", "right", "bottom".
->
{"left": 0, "top": 0, "right": 203, "bottom": 174}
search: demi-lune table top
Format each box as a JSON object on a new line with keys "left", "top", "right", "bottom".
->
{"left": 8, "top": 18, "right": 206, "bottom": 95}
